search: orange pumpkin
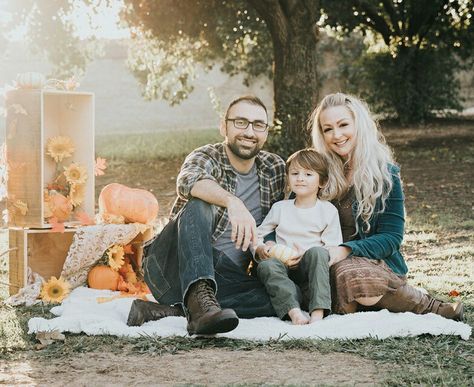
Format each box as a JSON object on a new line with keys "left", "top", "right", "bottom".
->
{"left": 88, "top": 265, "right": 120, "bottom": 291}
{"left": 98, "top": 183, "right": 159, "bottom": 224}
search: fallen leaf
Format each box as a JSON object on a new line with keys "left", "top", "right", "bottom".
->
{"left": 35, "top": 330, "right": 65, "bottom": 349}
{"left": 94, "top": 157, "right": 107, "bottom": 176}
{"left": 10, "top": 104, "right": 28, "bottom": 115}
{"left": 13, "top": 200, "right": 28, "bottom": 215}
{"left": 75, "top": 211, "right": 95, "bottom": 225}
{"left": 49, "top": 217, "right": 65, "bottom": 233}
{"left": 448, "top": 290, "right": 460, "bottom": 297}
{"left": 123, "top": 244, "right": 134, "bottom": 254}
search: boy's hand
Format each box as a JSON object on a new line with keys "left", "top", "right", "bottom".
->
{"left": 285, "top": 243, "right": 305, "bottom": 269}
{"left": 256, "top": 242, "right": 275, "bottom": 261}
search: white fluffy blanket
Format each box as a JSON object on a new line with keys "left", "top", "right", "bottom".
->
{"left": 28, "top": 287, "right": 472, "bottom": 341}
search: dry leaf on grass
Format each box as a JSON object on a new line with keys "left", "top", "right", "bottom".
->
{"left": 35, "top": 330, "right": 65, "bottom": 350}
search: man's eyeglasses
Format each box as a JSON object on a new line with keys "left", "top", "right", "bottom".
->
{"left": 226, "top": 118, "right": 269, "bottom": 133}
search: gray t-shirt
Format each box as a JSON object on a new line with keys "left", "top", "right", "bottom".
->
{"left": 213, "top": 164, "right": 262, "bottom": 269}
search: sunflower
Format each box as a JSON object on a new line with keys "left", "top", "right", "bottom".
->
{"left": 63, "top": 163, "right": 87, "bottom": 185}
{"left": 107, "top": 245, "right": 125, "bottom": 271}
{"left": 46, "top": 136, "right": 75, "bottom": 163}
{"left": 68, "top": 183, "right": 86, "bottom": 206}
{"left": 40, "top": 276, "right": 71, "bottom": 303}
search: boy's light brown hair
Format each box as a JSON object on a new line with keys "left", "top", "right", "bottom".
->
{"left": 286, "top": 148, "right": 330, "bottom": 197}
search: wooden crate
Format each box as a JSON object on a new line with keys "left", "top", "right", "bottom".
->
{"left": 9, "top": 228, "right": 76, "bottom": 295}
{"left": 5, "top": 89, "right": 95, "bottom": 228}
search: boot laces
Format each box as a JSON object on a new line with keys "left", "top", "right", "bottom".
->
{"left": 195, "top": 281, "right": 219, "bottom": 310}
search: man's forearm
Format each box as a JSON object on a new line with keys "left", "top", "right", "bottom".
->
{"left": 190, "top": 179, "right": 237, "bottom": 208}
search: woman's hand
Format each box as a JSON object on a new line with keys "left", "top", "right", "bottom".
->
{"left": 328, "top": 246, "right": 351, "bottom": 267}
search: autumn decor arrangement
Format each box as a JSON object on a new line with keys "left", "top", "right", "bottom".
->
{"left": 4, "top": 74, "right": 156, "bottom": 306}
{"left": 44, "top": 135, "right": 88, "bottom": 226}
{"left": 87, "top": 243, "right": 150, "bottom": 297}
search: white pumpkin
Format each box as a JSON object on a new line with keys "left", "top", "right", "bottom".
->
{"left": 269, "top": 244, "right": 299, "bottom": 263}
{"left": 16, "top": 72, "right": 46, "bottom": 89}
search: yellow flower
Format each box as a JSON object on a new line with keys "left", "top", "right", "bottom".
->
{"left": 63, "top": 163, "right": 87, "bottom": 185}
{"left": 69, "top": 183, "right": 86, "bottom": 206}
{"left": 40, "top": 276, "right": 71, "bottom": 303}
{"left": 46, "top": 136, "right": 75, "bottom": 163}
{"left": 107, "top": 245, "right": 125, "bottom": 271}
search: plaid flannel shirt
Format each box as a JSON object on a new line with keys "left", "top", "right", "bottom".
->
{"left": 170, "top": 142, "right": 286, "bottom": 242}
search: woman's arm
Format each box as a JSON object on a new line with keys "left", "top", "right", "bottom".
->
{"left": 342, "top": 169, "right": 405, "bottom": 261}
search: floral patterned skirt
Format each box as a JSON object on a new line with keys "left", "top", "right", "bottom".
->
{"left": 330, "top": 256, "right": 406, "bottom": 314}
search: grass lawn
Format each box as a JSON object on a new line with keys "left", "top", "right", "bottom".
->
{"left": 1, "top": 120, "right": 473, "bottom": 385}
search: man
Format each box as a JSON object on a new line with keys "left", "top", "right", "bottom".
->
{"left": 127, "top": 96, "right": 286, "bottom": 335}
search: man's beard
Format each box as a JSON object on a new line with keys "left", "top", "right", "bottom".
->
{"left": 227, "top": 136, "right": 262, "bottom": 160}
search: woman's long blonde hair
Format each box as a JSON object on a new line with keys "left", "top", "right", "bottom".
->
{"left": 310, "top": 93, "right": 395, "bottom": 232}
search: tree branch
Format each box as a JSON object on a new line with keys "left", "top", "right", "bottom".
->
{"left": 381, "top": 0, "right": 401, "bottom": 35}
{"left": 247, "top": 0, "right": 289, "bottom": 49}
{"left": 355, "top": 0, "right": 393, "bottom": 46}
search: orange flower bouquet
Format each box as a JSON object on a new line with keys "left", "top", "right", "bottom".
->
{"left": 44, "top": 135, "right": 88, "bottom": 225}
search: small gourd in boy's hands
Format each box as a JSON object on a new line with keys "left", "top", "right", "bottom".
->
{"left": 269, "top": 244, "right": 299, "bottom": 263}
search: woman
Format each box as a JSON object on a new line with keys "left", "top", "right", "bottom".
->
{"left": 310, "top": 92, "right": 463, "bottom": 320}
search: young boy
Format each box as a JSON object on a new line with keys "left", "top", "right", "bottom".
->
{"left": 255, "top": 148, "right": 342, "bottom": 325}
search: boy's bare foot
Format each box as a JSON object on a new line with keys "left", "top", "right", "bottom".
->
{"left": 310, "top": 309, "right": 324, "bottom": 323}
{"left": 288, "top": 308, "right": 309, "bottom": 325}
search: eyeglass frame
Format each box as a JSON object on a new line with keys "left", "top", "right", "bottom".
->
{"left": 226, "top": 117, "right": 270, "bottom": 133}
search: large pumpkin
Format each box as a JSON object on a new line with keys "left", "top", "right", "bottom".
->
{"left": 98, "top": 183, "right": 159, "bottom": 224}
{"left": 88, "top": 265, "right": 120, "bottom": 291}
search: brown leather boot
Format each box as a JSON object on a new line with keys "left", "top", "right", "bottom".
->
{"left": 127, "top": 299, "right": 185, "bottom": 326}
{"left": 374, "top": 285, "right": 464, "bottom": 321}
{"left": 185, "top": 280, "right": 239, "bottom": 335}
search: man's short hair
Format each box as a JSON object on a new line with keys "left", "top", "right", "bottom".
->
{"left": 225, "top": 96, "right": 268, "bottom": 119}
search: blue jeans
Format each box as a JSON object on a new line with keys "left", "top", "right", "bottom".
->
{"left": 142, "top": 199, "right": 276, "bottom": 318}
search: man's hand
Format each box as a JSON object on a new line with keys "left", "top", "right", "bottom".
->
{"left": 328, "top": 246, "right": 351, "bottom": 267}
{"left": 227, "top": 196, "right": 257, "bottom": 252}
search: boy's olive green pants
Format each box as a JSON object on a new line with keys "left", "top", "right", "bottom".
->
{"left": 256, "top": 246, "right": 331, "bottom": 319}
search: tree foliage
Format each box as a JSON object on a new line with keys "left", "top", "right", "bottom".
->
{"left": 121, "top": 0, "right": 272, "bottom": 105}
{"left": 321, "top": 0, "right": 474, "bottom": 122}
{"left": 2, "top": 0, "right": 98, "bottom": 78}
{"left": 122, "top": 0, "right": 321, "bottom": 156}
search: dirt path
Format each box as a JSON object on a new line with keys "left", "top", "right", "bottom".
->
{"left": 1, "top": 350, "right": 384, "bottom": 386}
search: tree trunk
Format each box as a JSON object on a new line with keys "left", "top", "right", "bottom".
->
{"left": 250, "top": 0, "right": 320, "bottom": 158}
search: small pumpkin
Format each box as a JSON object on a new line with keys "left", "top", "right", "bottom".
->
{"left": 16, "top": 72, "right": 46, "bottom": 89}
{"left": 269, "top": 244, "right": 299, "bottom": 263}
{"left": 88, "top": 265, "right": 120, "bottom": 291}
{"left": 98, "top": 183, "right": 159, "bottom": 224}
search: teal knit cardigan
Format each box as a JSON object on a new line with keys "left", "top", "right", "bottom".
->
{"left": 343, "top": 165, "right": 408, "bottom": 275}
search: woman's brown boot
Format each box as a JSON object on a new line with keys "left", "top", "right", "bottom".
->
{"left": 374, "top": 284, "right": 464, "bottom": 321}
